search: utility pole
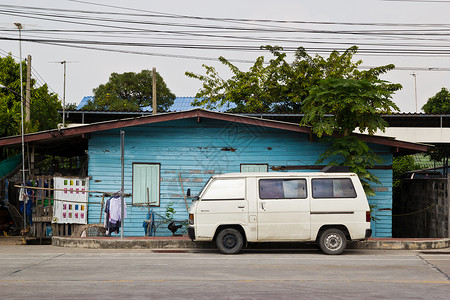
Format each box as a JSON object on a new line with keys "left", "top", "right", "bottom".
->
{"left": 411, "top": 72, "right": 418, "bottom": 113}
{"left": 15, "top": 22, "right": 26, "bottom": 233}
{"left": 51, "top": 60, "right": 76, "bottom": 127}
{"left": 152, "top": 67, "right": 157, "bottom": 115}
{"left": 61, "top": 60, "right": 66, "bottom": 127}
{"left": 25, "top": 55, "right": 31, "bottom": 126}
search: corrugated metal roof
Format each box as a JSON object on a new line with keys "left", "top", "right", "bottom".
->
{"left": 412, "top": 153, "right": 444, "bottom": 169}
{"left": 77, "top": 96, "right": 236, "bottom": 112}
{"left": 76, "top": 96, "right": 93, "bottom": 110}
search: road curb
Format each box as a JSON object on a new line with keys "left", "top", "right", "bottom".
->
{"left": 52, "top": 236, "right": 450, "bottom": 250}
{"left": 349, "top": 238, "right": 450, "bottom": 250}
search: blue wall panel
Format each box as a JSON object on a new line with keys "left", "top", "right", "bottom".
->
{"left": 87, "top": 118, "right": 394, "bottom": 237}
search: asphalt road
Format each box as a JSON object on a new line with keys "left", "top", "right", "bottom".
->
{"left": 0, "top": 245, "right": 449, "bottom": 300}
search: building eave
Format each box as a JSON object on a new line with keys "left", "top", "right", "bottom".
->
{"left": 0, "top": 109, "right": 429, "bottom": 154}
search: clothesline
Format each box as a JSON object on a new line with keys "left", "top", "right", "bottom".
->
{"left": 15, "top": 184, "right": 130, "bottom": 196}
{"left": 16, "top": 186, "right": 133, "bottom": 206}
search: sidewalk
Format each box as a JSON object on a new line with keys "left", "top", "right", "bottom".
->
{"left": 50, "top": 236, "right": 450, "bottom": 251}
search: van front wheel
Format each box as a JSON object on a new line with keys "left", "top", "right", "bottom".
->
{"left": 319, "top": 228, "right": 347, "bottom": 255}
{"left": 216, "top": 228, "right": 244, "bottom": 254}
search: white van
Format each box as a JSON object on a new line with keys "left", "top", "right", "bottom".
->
{"left": 188, "top": 170, "right": 372, "bottom": 255}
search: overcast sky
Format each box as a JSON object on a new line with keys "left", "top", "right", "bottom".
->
{"left": 1, "top": 0, "right": 449, "bottom": 112}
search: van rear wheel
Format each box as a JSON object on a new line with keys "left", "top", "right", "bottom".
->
{"left": 319, "top": 228, "right": 347, "bottom": 255}
{"left": 216, "top": 228, "right": 244, "bottom": 254}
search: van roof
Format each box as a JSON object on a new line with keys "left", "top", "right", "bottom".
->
{"left": 211, "top": 172, "right": 358, "bottom": 178}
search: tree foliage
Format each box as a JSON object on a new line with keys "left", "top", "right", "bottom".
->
{"left": 422, "top": 87, "right": 450, "bottom": 114}
{"left": 422, "top": 87, "right": 450, "bottom": 177}
{"left": 187, "top": 45, "right": 402, "bottom": 196}
{"left": 0, "top": 55, "right": 61, "bottom": 134}
{"left": 0, "top": 55, "right": 61, "bottom": 159}
{"left": 301, "top": 77, "right": 401, "bottom": 137}
{"left": 392, "top": 155, "right": 421, "bottom": 203}
{"left": 317, "top": 136, "right": 384, "bottom": 195}
{"left": 186, "top": 46, "right": 375, "bottom": 113}
{"left": 83, "top": 70, "right": 175, "bottom": 111}
{"left": 300, "top": 63, "right": 401, "bottom": 195}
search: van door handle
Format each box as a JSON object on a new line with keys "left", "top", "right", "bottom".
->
{"left": 238, "top": 205, "right": 245, "bottom": 208}
{"left": 261, "top": 202, "right": 265, "bottom": 210}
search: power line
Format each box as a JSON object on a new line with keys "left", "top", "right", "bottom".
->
{"left": 2, "top": 36, "right": 450, "bottom": 56}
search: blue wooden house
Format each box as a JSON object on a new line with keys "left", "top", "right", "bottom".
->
{"left": 0, "top": 109, "right": 428, "bottom": 237}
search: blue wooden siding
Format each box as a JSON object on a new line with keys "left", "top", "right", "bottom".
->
{"left": 87, "top": 118, "right": 393, "bottom": 237}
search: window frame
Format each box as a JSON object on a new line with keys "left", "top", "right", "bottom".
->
{"left": 311, "top": 178, "right": 357, "bottom": 199}
{"left": 258, "top": 178, "right": 308, "bottom": 200}
{"left": 240, "top": 164, "right": 269, "bottom": 172}
{"left": 132, "top": 162, "right": 161, "bottom": 206}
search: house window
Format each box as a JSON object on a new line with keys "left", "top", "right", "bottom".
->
{"left": 312, "top": 178, "right": 357, "bottom": 198}
{"left": 132, "top": 163, "right": 160, "bottom": 206}
{"left": 259, "top": 179, "right": 307, "bottom": 199}
{"left": 241, "top": 164, "right": 268, "bottom": 172}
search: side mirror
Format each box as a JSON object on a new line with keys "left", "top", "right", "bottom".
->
{"left": 186, "top": 188, "right": 191, "bottom": 197}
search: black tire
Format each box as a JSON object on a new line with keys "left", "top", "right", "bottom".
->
{"left": 216, "top": 228, "right": 244, "bottom": 254}
{"left": 319, "top": 228, "right": 347, "bottom": 255}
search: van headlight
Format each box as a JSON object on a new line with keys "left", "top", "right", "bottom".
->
{"left": 189, "top": 214, "right": 194, "bottom": 225}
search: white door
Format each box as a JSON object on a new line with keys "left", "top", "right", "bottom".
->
{"left": 257, "top": 178, "right": 310, "bottom": 241}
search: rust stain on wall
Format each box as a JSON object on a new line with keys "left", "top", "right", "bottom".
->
{"left": 374, "top": 187, "right": 389, "bottom": 192}
{"left": 169, "top": 194, "right": 183, "bottom": 198}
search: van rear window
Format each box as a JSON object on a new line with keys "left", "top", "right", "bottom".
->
{"left": 259, "top": 179, "right": 307, "bottom": 199}
{"left": 312, "top": 178, "right": 356, "bottom": 198}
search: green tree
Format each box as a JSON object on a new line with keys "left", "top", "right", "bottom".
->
{"left": 301, "top": 76, "right": 401, "bottom": 137}
{"left": 0, "top": 55, "right": 61, "bottom": 133}
{"left": 30, "top": 85, "right": 61, "bottom": 131}
{"left": 185, "top": 46, "right": 365, "bottom": 113}
{"left": 187, "top": 46, "right": 401, "bottom": 195}
{"left": 422, "top": 88, "right": 450, "bottom": 177}
{"left": 301, "top": 75, "right": 401, "bottom": 195}
{"left": 0, "top": 55, "right": 62, "bottom": 159}
{"left": 65, "top": 103, "right": 78, "bottom": 110}
{"left": 392, "top": 156, "right": 421, "bottom": 211}
{"left": 83, "top": 70, "right": 175, "bottom": 111}
{"left": 422, "top": 87, "right": 450, "bottom": 114}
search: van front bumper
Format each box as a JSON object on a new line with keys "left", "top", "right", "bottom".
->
{"left": 188, "top": 227, "right": 195, "bottom": 241}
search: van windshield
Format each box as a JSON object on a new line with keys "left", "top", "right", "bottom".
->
{"left": 197, "top": 177, "right": 213, "bottom": 199}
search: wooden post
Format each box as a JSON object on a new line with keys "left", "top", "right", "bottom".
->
{"left": 179, "top": 173, "right": 189, "bottom": 212}
{"left": 152, "top": 67, "right": 157, "bottom": 115}
{"left": 99, "top": 194, "right": 105, "bottom": 223}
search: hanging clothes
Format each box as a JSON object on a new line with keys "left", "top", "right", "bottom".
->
{"left": 143, "top": 209, "right": 155, "bottom": 236}
{"left": 104, "top": 195, "right": 127, "bottom": 236}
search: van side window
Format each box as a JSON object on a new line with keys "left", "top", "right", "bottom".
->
{"left": 312, "top": 178, "right": 357, "bottom": 198}
{"left": 202, "top": 179, "right": 245, "bottom": 200}
{"left": 259, "top": 179, "right": 307, "bottom": 199}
